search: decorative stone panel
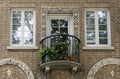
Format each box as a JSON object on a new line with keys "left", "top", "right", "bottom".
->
{"left": 87, "top": 58, "right": 120, "bottom": 79}
{"left": 0, "top": 58, "right": 34, "bottom": 79}
{"left": 41, "top": 6, "right": 80, "bottom": 39}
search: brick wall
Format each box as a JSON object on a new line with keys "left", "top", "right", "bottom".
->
{"left": 0, "top": 0, "right": 120, "bottom": 79}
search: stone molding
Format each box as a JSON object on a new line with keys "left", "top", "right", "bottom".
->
{"left": 41, "top": 6, "right": 80, "bottom": 39}
{"left": 0, "top": 58, "right": 34, "bottom": 79}
{"left": 87, "top": 58, "right": 120, "bottom": 79}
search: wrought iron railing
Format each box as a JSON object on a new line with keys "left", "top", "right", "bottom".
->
{"left": 39, "top": 34, "right": 80, "bottom": 63}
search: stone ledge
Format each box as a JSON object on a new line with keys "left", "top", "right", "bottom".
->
{"left": 7, "top": 46, "right": 38, "bottom": 50}
{"left": 82, "top": 46, "right": 115, "bottom": 50}
{"left": 40, "top": 60, "right": 81, "bottom": 74}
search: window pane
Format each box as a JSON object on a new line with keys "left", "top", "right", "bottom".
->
{"left": 99, "top": 31, "right": 107, "bottom": 37}
{"left": 13, "top": 18, "right": 21, "bottom": 25}
{"left": 86, "top": 11, "right": 96, "bottom": 45}
{"left": 99, "top": 25, "right": 107, "bottom": 30}
{"left": 24, "top": 31, "right": 33, "bottom": 37}
{"left": 12, "top": 25, "right": 21, "bottom": 31}
{"left": 99, "top": 18, "right": 107, "bottom": 24}
{"left": 87, "top": 37, "right": 96, "bottom": 44}
{"left": 24, "top": 11, "right": 34, "bottom": 25}
{"left": 86, "top": 18, "right": 95, "bottom": 25}
{"left": 51, "top": 28, "right": 59, "bottom": 34}
{"left": 24, "top": 37, "right": 33, "bottom": 44}
{"left": 60, "top": 28, "right": 68, "bottom": 34}
{"left": 87, "top": 31, "right": 95, "bottom": 37}
{"left": 60, "top": 19, "right": 68, "bottom": 27}
{"left": 99, "top": 38, "right": 108, "bottom": 44}
{"left": 87, "top": 25, "right": 95, "bottom": 30}
{"left": 24, "top": 32, "right": 33, "bottom": 44}
{"left": 24, "top": 25, "right": 33, "bottom": 31}
{"left": 98, "top": 11, "right": 107, "bottom": 18}
{"left": 13, "top": 11, "right": 21, "bottom": 17}
{"left": 12, "top": 31, "right": 21, "bottom": 44}
{"left": 24, "top": 18, "right": 33, "bottom": 25}
{"left": 11, "top": 10, "right": 35, "bottom": 46}
{"left": 98, "top": 11, "right": 107, "bottom": 24}
{"left": 86, "top": 11, "right": 95, "bottom": 18}
{"left": 51, "top": 20, "right": 59, "bottom": 26}
{"left": 86, "top": 10, "right": 109, "bottom": 46}
{"left": 25, "top": 11, "right": 33, "bottom": 18}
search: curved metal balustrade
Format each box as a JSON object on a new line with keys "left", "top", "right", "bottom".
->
{"left": 39, "top": 34, "right": 81, "bottom": 73}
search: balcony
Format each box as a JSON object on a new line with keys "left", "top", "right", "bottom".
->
{"left": 39, "top": 34, "right": 81, "bottom": 74}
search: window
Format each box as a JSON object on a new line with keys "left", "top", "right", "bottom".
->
{"left": 11, "top": 9, "right": 36, "bottom": 46}
{"left": 47, "top": 14, "right": 73, "bottom": 36}
{"left": 85, "top": 9, "right": 111, "bottom": 47}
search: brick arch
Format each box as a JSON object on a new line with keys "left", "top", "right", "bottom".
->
{"left": 0, "top": 58, "right": 34, "bottom": 79}
{"left": 87, "top": 58, "right": 120, "bottom": 79}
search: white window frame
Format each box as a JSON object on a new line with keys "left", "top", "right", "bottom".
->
{"left": 84, "top": 8, "right": 111, "bottom": 48}
{"left": 47, "top": 14, "right": 74, "bottom": 36}
{"left": 9, "top": 9, "right": 36, "bottom": 48}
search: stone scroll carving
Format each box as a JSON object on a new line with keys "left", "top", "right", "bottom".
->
{"left": 0, "top": 58, "right": 34, "bottom": 79}
{"left": 41, "top": 6, "right": 80, "bottom": 39}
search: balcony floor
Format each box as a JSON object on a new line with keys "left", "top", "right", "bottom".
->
{"left": 40, "top": 60, "right": 81, "bottom": 74}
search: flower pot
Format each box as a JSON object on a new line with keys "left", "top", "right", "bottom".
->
{"left": 70, "top": 56, "right": 76, "bottom": 61}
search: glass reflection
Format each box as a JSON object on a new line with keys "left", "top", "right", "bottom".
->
{"left": 51, "top": 20, "right": 59, "bottom": 26}
{"left": 12, "top": 25, "right": 21, "bottom": 31}
{"left": 13, "top": 18, "right": 21, "bottom": 25}
{"left": 24, "top": 11, "right": 33, "bottom": 26}
{"left": 25, "top": 18, "right": 33, "bottom": 25}
{"left": 99, "top": 38, "right": 108, "bottom": 44}
{"left": 13, "top": 11, "right": 21, "bottom": 18}
{"left": 24, "top": 31, "right": 33, "bottom": 44}
{"left": 24, "top": 25, "right": 33, "bottom": 31}
{"left": 87, "top": 25, "right": 95, "bottom": 30}
{"left": 60, "top": 19, "right": 68, "bottom": 27}
{"left": 87, "top": 32, "right": 95, "bottom": 37}
{"left": 51, "top": 28, "right": 59, "bottom": 34}
{"left": 86, "top": 11, "right": 95, "bottom": 18}
{"left": 99, "top": 18, "right": 107, "bottom": 24}
{"left": 60, "top": 28, "right": 68, "bottom": 34}
{"left": 86, "top": 18, "right": 95, "bottom": 25}
{"left": 25, "top": 11, "right": 33, "bottom": 18}
{"left": 99, "top": 25, "right": 107, "bottom": 30}
{"left": 87, "top": 37, "right": 95, "bottom": 44}
{"left": 98, "top": 11, "right": 107, "bottom": 18}
{"left": 24, "top": 37, "right": 33, "bottom": 44}
{"left": 99, "top": 31, "right": 107, "bottom": 37}
{"left": 12, "top": 31, "right": 21, "bottom": 44}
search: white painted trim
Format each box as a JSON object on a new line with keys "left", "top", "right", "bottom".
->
{"left": 84, "top": 8, "right": 111, "bottom": 47}
{"left": 7, "top": 46, "right": 38, "bottom": 49}
{"left": 47, "top": 14, "right": 74, "bottom": 36}
{"left": 82, "top": 46, "right": 115, "bottom": 50}
{"left": 10, "top": 9, "right": 36, "bottom": 47}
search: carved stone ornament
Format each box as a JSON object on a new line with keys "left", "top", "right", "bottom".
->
{"left": 87, "top": 58, "right": 120, "bottom": 79}
{"left": 0, "top": 58, "right": 34, "bottom": 79}
{"left": 41, "top": 6, "right": 80, "bottom": 39}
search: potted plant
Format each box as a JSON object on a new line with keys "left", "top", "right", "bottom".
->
{"left": 38, "top": 47, "right": 58, "bottom": 63}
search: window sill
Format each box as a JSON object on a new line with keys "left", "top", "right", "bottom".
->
{"left": 7, "top": 46, "right": 39, "bottom": 50}
{"left": 82, "top": 46, "right": 115, "bottom": 50}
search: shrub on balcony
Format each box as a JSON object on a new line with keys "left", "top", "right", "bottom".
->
{"left": 39, "top": 47, "right": 58, "bottom": 63}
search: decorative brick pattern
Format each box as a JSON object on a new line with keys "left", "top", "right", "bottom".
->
{"left": 0, "top": 0, "right": 119, "bottom": 79}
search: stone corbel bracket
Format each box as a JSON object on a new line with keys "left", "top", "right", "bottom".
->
{"left": 40, "top": 61, "right": 81, "bottom": 74}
